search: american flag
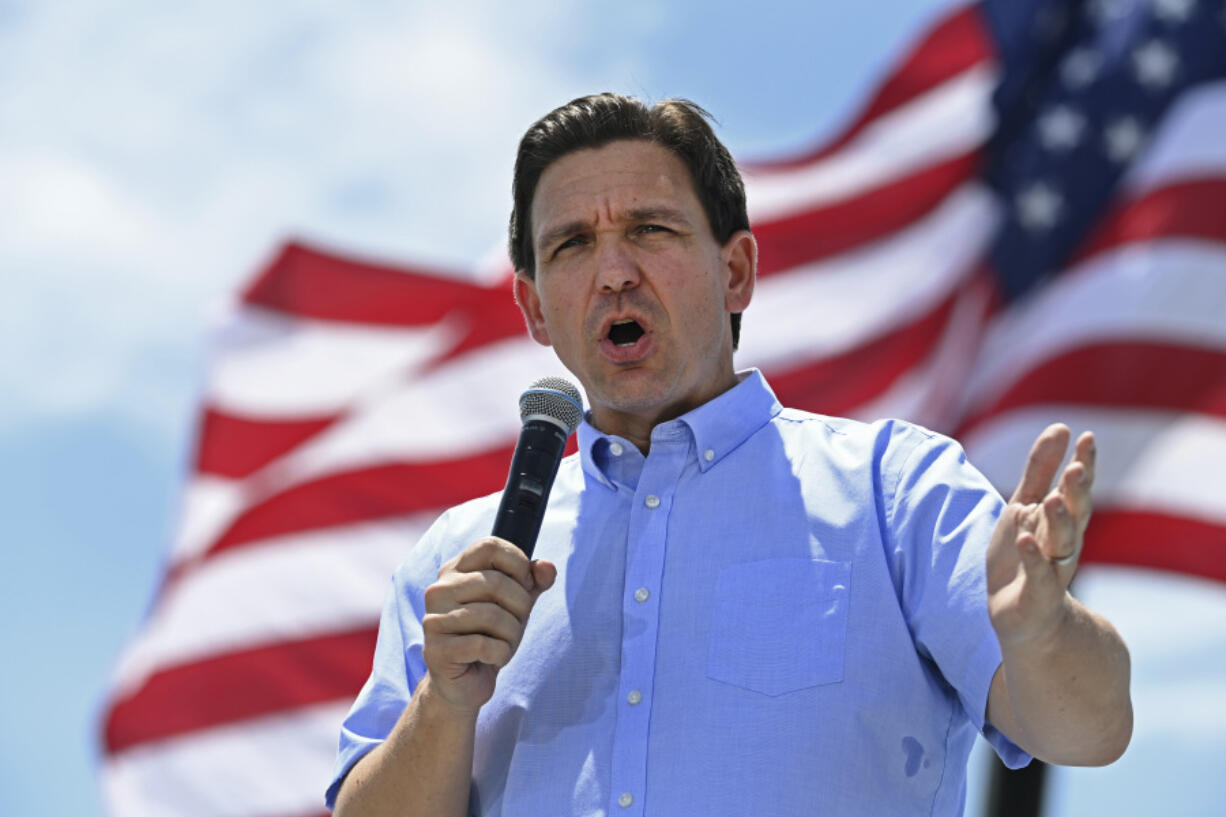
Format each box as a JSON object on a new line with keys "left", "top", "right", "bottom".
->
{"left": 100, "top": 1, "right": 1226, "bottom": 815}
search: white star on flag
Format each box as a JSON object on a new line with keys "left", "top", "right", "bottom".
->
{"left": 1153, "top": 0, "right": 1197, "bottom": 24}
{"left": 1038, "top": 105, "right": 1087, "bottom": 151}
{"left": 1104, "top": 116, "right": 1146, "bottom": 161}
{"left": 1087, "top": 0, "right": 1129, "bottom": 25}
{"left": 1016, "top": 181, "right": 1064, "bottom": 230}
{"left": 1133, "top": 39, "right": 1180, "bottom": 89}
{"left": 1061, "top": 47, "right": 1103, "bottom": 89}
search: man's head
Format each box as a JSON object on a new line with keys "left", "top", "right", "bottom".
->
{"left": 509, "top": 93, "right": 751, "bottom": 348}
{"left": 509, "top": 95, "right": 757, "bottom": 445}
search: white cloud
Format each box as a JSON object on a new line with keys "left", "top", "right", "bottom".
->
{"left": 0, "top": 0, "right": 656, "bottom": 436}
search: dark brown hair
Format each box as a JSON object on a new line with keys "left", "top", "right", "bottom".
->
{"left": 509, "top": 93, "right": 750, "bottom": 346}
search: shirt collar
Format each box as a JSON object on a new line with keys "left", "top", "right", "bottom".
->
{"left": 577, "top": 368, "right": 782, "bottom": 486}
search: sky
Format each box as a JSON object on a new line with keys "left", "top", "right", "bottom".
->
{"left": 1, "top": 1, "right": 1224, "bottom": 815}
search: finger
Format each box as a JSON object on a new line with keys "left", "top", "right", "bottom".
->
{"left": 1011, "top": 423, "right": 1071, "bottom": 504}
{"left": 451, "top": 537, "right": 535, "bottom": 591}
{"left": 423, "top": 602, "right": 525, "bottom": 647}
{"left": 425, "top": 632, "right": 513, "bottom": 669}
{"left": 1015, "top": 531, "right": 1051, "bottom": 579}
{"left": 1074, "top": 430, "right": 1097, "bottom": 486}
{"left": 1039, "top": 493, "right": 1078, "bottom": 565}
{"left": 1058, "top": 460, "right": 1093, "bottom": 532}
{"left": 530, "top": 559, "right": 558, "bottom": 599}
{"left": 1013, "top": 530, "right": 1071, "bottom": 609}
{"left": 426, "top": 569, "right": 534, "bottom": 621}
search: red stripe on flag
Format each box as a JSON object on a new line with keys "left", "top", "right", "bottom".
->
{"left": 958, "top": 342, "right": 1226, "bottom": 438}
{"left": 747, "top": 4, "right": 992, "bottom": 170}
{"left": 104, "top": 627, "right": 377, "bottom": 754}
{"left": 197, "top": 409, "right": 338, "bottom": 479}
{"left": 245, "top": 243, "right": 482, "bottom": 324}
{"left": 1083, "top": 509, "right": 1226, "bottom": 582}
{"left": 206, "top": 447, "right": 515, "bottom": 556}
{"left": 768, "top": 288, "right": 961, "bottom": 417}
{"left": 754, "top": 152, "right": 980, "bottom": 277}
{"left": 244, "top": 243, "right": 525, "bottom": 347}
{"left": 1074, "top": 178, "right": 1226, "bottom": 262}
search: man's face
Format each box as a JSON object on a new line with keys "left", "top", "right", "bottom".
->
{"left": 514, "top": 140, "right": 756, "bottom": 438}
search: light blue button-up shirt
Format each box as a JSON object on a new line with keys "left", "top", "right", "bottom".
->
{"left": 328, "top": 370, "right": 1028, "bottom": 816}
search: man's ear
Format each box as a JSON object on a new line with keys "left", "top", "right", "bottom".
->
{"left": 513, "top": 272, "right": 552, "bottom": 347}
{"left": 721, "top": 229, "right": 757, "bottom": 314}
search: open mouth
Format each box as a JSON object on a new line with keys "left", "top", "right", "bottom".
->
{"left": 608, "top": 319, "right": 646, "bottom": 347}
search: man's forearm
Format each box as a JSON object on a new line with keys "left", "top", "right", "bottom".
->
{"left": 993, "top": 595, "right": 1133, "bottom": 766}
{"left": 333, "top": 675, "right": 478, "bottom": 817}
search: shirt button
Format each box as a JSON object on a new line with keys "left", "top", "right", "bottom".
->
{"left": 703, "top": 448, "right": 715, "bottom": 461}
{"left": 609, "top": 441, "right": 624, "bottom": 456}
{"left": 634, "top": 587, "right": 650, "bottom": 603}
{"left": 644, "top": 494, "right": 660, "bottom": 509}
{"left": 627, "top": 689, "right": 642, "bottom": 705}
{"left": 618, "top": 793, "right": 634, "bottom": 808}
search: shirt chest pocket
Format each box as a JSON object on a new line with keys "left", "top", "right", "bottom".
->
{"left": 707, "top": 557, "right": 852, "bottom": 696}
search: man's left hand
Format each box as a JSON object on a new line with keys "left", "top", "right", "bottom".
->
{"left": 986, "top": 423, "right": 1095, "bottom": 647}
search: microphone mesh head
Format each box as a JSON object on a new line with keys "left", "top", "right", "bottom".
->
{"left": 519, "top": 376, "right": 584, "bottom": 433}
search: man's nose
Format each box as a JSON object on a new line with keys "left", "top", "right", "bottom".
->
{"left": 595, "top": 239, "right": 641, "bottom": 293}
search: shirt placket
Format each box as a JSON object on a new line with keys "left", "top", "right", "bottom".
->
{"left": 607, "top": 428, "right": 688, "bottom": 816}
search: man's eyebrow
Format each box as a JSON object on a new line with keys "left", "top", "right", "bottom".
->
{"left": 537, "top": 207, "right": 695, "bottom": 251}
{"left": 537, "top": 219, "right": 589, "bottom": 251}
{"left": 627, "top": 206, "right": 691, "bottom": 225}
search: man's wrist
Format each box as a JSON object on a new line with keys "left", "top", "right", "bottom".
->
{"left": 415, "top": 674, "right": 485, "bottom": 723}
{"left": 994, "top": 591, "right": 1076, "bottom": 655}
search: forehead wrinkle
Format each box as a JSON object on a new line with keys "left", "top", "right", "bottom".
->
{"left": 531, "top": 143, "right": 702, "bottom": 252}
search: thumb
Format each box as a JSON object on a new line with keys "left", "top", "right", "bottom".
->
{"left": 530, "top": 559, "right": 558, "bottom": 598}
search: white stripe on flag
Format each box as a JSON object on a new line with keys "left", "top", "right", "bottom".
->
{"left": 102, "top": 701, "right": 348, "bottom": 817}
{"left": 850, "top": 279, "right": 991, "bottom": 427}
{"left": 963, "top": 406, "right": 1226, "bottom": 526}
{"left": 962, "top": 242, "right": 1226, "bottom": 414}
{"left": 745, "top": 64, "right": 996, "bottom": 219}
{"left": 113, "top": 516, "right": 433, "bottom": 695}
{"left": 1122, "top": 80, "right": 1226, "bottom": 196}
{"left": 740, "top": 183, "right": 998, "bottom": 369}
{"left": 208, "top": 305, "right": 459, "bottom": 417}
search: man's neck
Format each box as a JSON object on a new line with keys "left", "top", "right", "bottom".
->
{"left": 587, "top": 370, "right": 744, "bottom": 455}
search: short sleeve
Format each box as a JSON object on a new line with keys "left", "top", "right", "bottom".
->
{"left": 323, "top": 519, "right": 445, "bottom": 809}
{"left": 884, "top": 427, "right": 1031, "bottom": 769}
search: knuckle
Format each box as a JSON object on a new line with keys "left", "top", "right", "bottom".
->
{"left": 486, "top": 639, "right": 512, "bottom": 666}
{"left": 458, "top": 603, "right": 489, "bottom": 629}
{"left": 487, "top": 570, "right": 518, "bottom": 600}
{"left": 421, "top": 639, "right": 444, "bottom": 667}
{"left": 421, "top": 611, "right": 446, "bottom": 635}
{"left": 438, "top": 551, "right": 463, "bottom": 577}
{"left": 423, "top": 582, "right": 448, "bottom": 610}
{"left": 473, "top": 537, "right": 502, "bottom": 556}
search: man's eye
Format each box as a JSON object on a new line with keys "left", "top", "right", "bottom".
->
{"left": 554, "top": 237, "right": 585, "bottom": 254}
{"left": 637, "top": 224, "right": 671, "bottom": 235}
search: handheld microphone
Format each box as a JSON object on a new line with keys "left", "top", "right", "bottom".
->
{"left": 492, "top": 377, "right": 584, "bottom": 558}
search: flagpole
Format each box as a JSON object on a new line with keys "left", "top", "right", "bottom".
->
{"left": 984, "top": 757, "right": 1047, "bottom": 817}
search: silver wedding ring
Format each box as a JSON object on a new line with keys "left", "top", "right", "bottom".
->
{"left": 1054, "top": 551, "right": 1078, "bottom": 567}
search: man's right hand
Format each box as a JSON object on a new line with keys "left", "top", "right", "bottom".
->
{"left": 421, "top": 536, "right": 557, "bottom": 713}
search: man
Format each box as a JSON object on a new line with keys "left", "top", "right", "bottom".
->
{"left": 327, "top": 94, "right": 1132, "bottom": 817}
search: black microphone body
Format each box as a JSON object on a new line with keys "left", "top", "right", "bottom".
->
{"left": 491, "top": 418, "right": 570, "bottom": 557}
{"left": 492, "top": 378, "right": 583, "bottom": 558}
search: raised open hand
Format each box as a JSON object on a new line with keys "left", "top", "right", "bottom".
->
{"left": 986, "top": 423, "right": 1096, "bottom": 647}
